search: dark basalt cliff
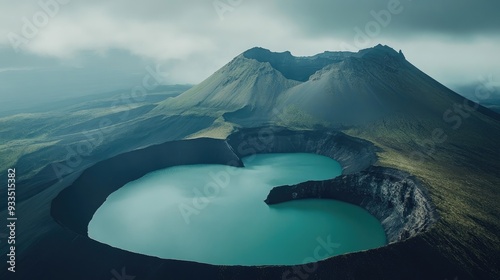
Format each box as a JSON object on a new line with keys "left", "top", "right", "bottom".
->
{"left": 229, "top": 127, "right": 438, "bottom": 243}
{"left": 51, "top": 138, "right": 243, "bottom": 235}
{"left": 226, "top": 126, "right": 378, "bottom": 174}
{"left": 264, "top": 166, "right": 438, "bottom": 243}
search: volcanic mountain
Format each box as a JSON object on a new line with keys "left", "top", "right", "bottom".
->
{"left": 3, "top": 44, "right": 500, "bottom": 280}
{"left": 150, "top": 45, "right": 500, "bottom": 278}
{"left": 154, "top": 44, "right": 500, "bottom": 130}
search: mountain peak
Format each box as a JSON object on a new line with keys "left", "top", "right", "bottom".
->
{"left": 242, "top": 47, "right": 294, "bottom": 61}
{"left": 358, "top": 44, "right": 406, "bottom": 61}
{"left": 241, "top": 45, "right": 406, "bottom": 82}
{"left": 242, "top": 47, "right": 344, "bottom": 82}
{"left": 156, "top": 43, "right": 489, "bottom": 129}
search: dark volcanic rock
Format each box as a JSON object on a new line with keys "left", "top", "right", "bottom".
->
{"left": 227, "top": 126, "right": 377, "bottom": 174}
{"left": 229, "top": 127, "right": 437, "bottom": 242}
{"left": 264, "top": 166, "right": 438, "bottom": 243}
{"left": 51, "top": 138, "right": 242, "bottom": 235}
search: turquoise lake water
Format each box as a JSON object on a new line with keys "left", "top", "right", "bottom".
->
{"left": 88, "top": 153, "right": 386, "bottom": 265}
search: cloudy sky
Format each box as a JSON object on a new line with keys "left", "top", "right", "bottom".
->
{"left": 1, "top": 0, "right": 499, "bottom": 112}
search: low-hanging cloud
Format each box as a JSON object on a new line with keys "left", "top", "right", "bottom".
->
{"left": 1, "top": 0, "right": 499, "bottom": 86}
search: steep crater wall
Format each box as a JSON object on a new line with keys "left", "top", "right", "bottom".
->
{"left": 51, "top": 138, "right": 243, "bottom": 235}
{"left": 264, "top": 166, "right": 438, "bottom": 243}
{"left": 226, "top": 127, "right": 377, "bottom": 174}
{"left": 228, "top": 127, "right": 438, "bottom": 243}
{"left": 51, "top": 126, "right": 437, "bottom": 249}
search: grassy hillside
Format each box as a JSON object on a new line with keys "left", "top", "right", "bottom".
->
{"left": 343, "top": 114, "right": 500, "bottom": 277}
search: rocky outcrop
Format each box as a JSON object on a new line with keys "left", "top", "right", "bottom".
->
{"left": 265, "top": 166, "right": 438, "bottom": 243}
{"left": 229, "top": 127, "right": 437, "bottom": 243}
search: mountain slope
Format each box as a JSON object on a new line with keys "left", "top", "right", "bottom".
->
{"left": 153, "top": 54, "right": 299, "bottom": 117}
{"left": 153, "top": 44, "right": 500, "bottom": 131}
{"left": 276, "top": 45, "right": 500, "bottom": 127}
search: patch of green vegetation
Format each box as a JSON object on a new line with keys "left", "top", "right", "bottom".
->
{"left": 275, "top": 105, "right": 329, "bottom": 129}
{"left": 185, "top": 117, "right": 237, "bottom": 140}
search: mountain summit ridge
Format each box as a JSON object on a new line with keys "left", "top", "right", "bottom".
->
{"left": 153, "top": 44, "right": 498, "bottom": 129}
{"left": 241, "top": 44, "right": 405, "bottom": 82}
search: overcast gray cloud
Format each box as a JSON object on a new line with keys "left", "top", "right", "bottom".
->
{"left": 275, "top": 0, "right": 500, "bottom": 37}
{"left": 1, "top": 0, "right": 499, "bottom": 111}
